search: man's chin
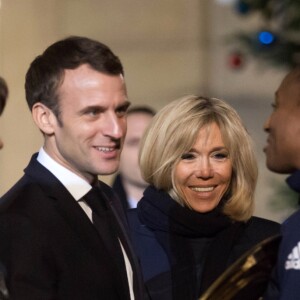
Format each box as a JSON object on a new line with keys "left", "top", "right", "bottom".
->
{"left": 266, "top": 159, "right": 277, "bottom": 172}
{"left": 266, "top": 160, "right": 291, "bottom": 174}
{"left": 97, "top": 164, "right": 120, "bottom": 176}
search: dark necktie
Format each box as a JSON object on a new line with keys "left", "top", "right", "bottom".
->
{"left": 83, "top": 186, "right": 129, "bottom": 293}
{"left": 84, "top": 186, "right": 108, "bottom": 215}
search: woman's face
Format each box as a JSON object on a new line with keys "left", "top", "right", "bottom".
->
{"left": 174, "top": 122, "right": 232, "bottom": 213}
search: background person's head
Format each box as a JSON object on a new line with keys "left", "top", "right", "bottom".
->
{"left": 139, "top": 95, "right": 257, "bottom": 221}
{"left": 264, "top": 66, "right": 300, "bottom": 174}
{"left": 0, "top": 77, "right": 8, "bottom": 150}
{"left": 118, "top": 106, "right": 156, "bottom": 190}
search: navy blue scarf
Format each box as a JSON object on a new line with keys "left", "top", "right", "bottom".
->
{"left": 138, "top": 186, "right": 244, "bottom": 299}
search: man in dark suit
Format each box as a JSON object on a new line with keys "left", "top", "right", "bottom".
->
{"left": 0, "top": 36, "right": 144, "bottom": 300}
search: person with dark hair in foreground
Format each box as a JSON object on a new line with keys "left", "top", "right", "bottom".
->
{"left": 0, "top": 36, "right": 144, "bottom": 300}
{"left": 264, "top": 66, "right": 300, "bottom": 300}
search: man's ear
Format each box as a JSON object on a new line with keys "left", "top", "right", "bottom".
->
{"left": 32, "top": 103, "right": 57, "bottom": 135}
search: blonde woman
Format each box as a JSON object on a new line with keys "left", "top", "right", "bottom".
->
{"left": 128, "top": 95, "right": 280, "bottom": 300}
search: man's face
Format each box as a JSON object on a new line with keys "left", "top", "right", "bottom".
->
{"left": 119, "top": 112, "right": 153, "bottom": 188}
{"left": 44, "top": 64, "right": 129, "bottom": 183}
{"left": 264, "top": 70, "right": 300, "bottom": 173}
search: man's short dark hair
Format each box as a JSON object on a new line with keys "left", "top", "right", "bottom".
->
{"left": 0, "top": 77, "right": 8, "bottom": 115}
{"left": 25, "top": 36, "right": 124, "bottom": 122}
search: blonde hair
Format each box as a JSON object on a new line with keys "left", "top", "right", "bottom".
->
{"left": 139, "top": 95, "right": 257, "bottom": 221}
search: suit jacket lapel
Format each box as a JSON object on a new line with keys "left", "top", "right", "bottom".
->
{"left": 24, "top": 154, "right": 144, "bottom": 299}
{"left": 51, "top": 186, "right": 131, "bottom": 299}
{"left": 24, "top": 155, "right": 108, "bottom": 262}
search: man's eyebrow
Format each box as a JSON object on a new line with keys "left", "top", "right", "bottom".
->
{"left": 78, "top": 105, "right": 104, "bottom": 114}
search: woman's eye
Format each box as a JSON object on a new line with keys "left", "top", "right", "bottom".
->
{"left": 181, "top": 153, "right": 195, "bottom": 160}
{"left": 213, "top": 152, "right": 228, "bottom": 160}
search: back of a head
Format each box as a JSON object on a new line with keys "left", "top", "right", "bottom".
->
{"left": 0, "top": 77, "right": 8, "bottom": 115}
{"left": 25, "top": 36, "right": 124, "bottom": 116}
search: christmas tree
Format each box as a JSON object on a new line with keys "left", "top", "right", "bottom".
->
{"left": 230, "top": 0, "right": 300, "bottom": 69}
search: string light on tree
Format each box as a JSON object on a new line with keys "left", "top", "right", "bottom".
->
{"left": 235, "top": 0, "right": 250, "bottom": 15}
{"left": 215, "top": 0, "right": 236, "bottom": 5}
{"left": 258, "top": 30, "right": 276, "bottom": 46}
{"left": 227, "top": 51, "right": 245, "bottom": 70}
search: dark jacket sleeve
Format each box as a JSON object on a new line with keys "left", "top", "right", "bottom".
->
{"left": 228, "top": 216, "right": 281, "bottom": 264}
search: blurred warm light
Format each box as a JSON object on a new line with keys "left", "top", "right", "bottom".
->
{"left": 215, "top": 0, "right": 235, "bottom": 5}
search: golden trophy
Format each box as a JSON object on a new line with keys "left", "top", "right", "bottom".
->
{"left": 200, "top": 235, "right": 281, "bottom": 300}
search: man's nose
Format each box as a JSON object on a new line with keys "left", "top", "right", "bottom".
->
{"left": 102, "top": 113, "right": 124, "bottom": 139}
{"left": 264, "top": 115, "right": 271, "bottom": 132}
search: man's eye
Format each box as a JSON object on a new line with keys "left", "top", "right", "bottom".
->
{"left": 271, "top": 103, "right": 277, "bottom": 110}
{"left": 116, "top": 104, "right": 130, "bottom": 117}
{"left": 116, "top": 109, "right": 127, "bottom": 117}
{"left": 181, "top": 153, "right": 195, "bottom": 160}
{"left": 88, "top": 109, "right": 101, "bottom": 116}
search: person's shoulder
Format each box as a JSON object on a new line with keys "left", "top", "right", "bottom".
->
{"left": 282, "top": 208, "right": 300, "bottom": 228}
{"left": 244, "top": 216, "right": 280, "bottom": 241}
{"left": 0, "top": 175, "right": 29, "bottom": 212}
{"left": 249, "top": 216, "right": 280, "bottom": 226}
{"left": 247, "top": 216, "right": 280, "bottom": 232}
{"left": 0, "top": 166, "right": 56, "bottom": 215}
{"left": 229, "top": 217, "right": 280, "bottom": 261}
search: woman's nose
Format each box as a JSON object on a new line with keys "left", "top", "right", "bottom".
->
{"left": 194, "top": 159, "right": 213, "bottom": 179}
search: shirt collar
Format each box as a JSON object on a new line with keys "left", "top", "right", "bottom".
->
{"left": 37, "top": 147, "right": 91, "bottom": 200}
{"left": 127, "top": 195, "right": 138, "bottom": 209}
{"left": 286, "top": 169, "right": 300, "bottom": 193}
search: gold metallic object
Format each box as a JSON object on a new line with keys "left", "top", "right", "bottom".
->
{"left": 200, "top": 235, "right": 281, "bottom": 300}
